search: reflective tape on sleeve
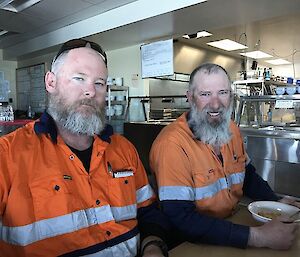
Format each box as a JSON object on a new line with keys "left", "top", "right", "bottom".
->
{"left": 159, "top": 186, "right": 195, "bottom": 201}
{"left": 136, "top": 184, "right": 154, "bottom": 204}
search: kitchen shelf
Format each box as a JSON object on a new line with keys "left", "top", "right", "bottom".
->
{"left": 233, "top": 79, "right": 298, "bottom": 97}
{"left": 235, "top": 95, "right": 300, "bottom": 128}
{"left": 107, "top": 85, "right": 129, "bottom": 134}
{"left": 110, "top": 100, "right": 127, "bottom": 105}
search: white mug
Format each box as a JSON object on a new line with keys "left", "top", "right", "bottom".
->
{"left": 107, "top": 76, "right": 113, "bottom": 85}
{"left": 115, "top": 77, "right": 123, "bottom": 86}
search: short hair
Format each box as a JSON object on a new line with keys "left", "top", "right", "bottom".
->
{"left": 51, "top": 51, "right": 68, "bottom": 75}
{"left": 188, "top": 63, "right": 231, "bottom": 94}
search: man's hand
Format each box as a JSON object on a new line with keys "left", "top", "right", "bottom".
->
{"left": 140, "top": 236, "right": 167, "bottom": 257}
{"left": 142, "top": 244, "right": 165, "bottom": 257}
{"left": 248, "top": 219, "right": 298, "bottom": 250}
{"left": 279, "top": 196, "right": 300, "bottom": 208}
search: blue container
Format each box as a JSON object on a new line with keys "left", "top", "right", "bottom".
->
{"left": 287, "top": 77, "right": 293, "bottom": 84}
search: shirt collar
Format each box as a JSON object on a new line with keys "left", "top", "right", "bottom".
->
{"left": 34, "top": 111, "right": 113, "bottom": 143}
{"left": 186, "top": 111, "right": 199, "bottom": 141}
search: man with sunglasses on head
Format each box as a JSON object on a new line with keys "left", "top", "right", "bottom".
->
{"left": 0, "top": 39, "right": 169, "bottom": 257}
{"left": 150, "top": 63, "right": 299, "bottom": 250}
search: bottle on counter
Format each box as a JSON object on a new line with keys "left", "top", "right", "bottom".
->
{"left": 27, "top": 105, "right": 33, "bottom": 119}
{"left": 8, "top": 105, "right": 14, "bottom": 121}
{"left": 267, "top": 108, "right": 272, "bottom": 122}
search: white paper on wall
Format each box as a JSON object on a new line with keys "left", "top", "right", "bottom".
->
{"left": 141, "top": 39, "right": 174, "bottom": 78}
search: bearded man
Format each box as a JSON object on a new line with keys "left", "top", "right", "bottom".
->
{"left": 150, "top": 63, "right": 298, "bottom": 250}
{"left": 0, "top": 39, "right": 170, "bottom": 257}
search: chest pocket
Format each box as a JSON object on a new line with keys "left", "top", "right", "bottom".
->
{"left": 227, "top": 152, "right": 246, "bottom": 174}
{"left": 107, "top": 168, "right": 136, "bottom": 207}
{"left": 30, "top": 175, "right": 83, "bottom": 221}
{"left": 193, "top": 166, "right": 220, "bottom": 187}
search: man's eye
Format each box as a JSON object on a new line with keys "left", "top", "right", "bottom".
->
{"left": 200, "top": 92, "right": 211, "bottom": 97}
{"left": 95, "top": 82, "right": 105, "bottom": 87}
{"left": 73, "top": 77, "right": 84, "bottom": 81}
{"left": 219, "top": 90, "right": 230, "bottom": 95}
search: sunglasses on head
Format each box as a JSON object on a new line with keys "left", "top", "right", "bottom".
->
{"left": 53, "top": 39, "right": 107, "bottom": 66}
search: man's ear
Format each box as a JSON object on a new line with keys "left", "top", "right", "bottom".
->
{"left": 45, "top": 71, "right": 56, "bottom": 93}
{"left": 186, "top": 90, "right": 192, "bottom": 104}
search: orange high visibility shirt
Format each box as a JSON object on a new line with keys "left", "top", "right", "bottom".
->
{"left": 0, "top": 120, "right": 155, "bottom": 257}
{"left": 150, "top": 113, "right": 246, "bottom": 218}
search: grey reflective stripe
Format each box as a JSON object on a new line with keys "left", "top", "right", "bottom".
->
{"left": 136, "top": 184, "right": 154, "bottom": 204}
{"left": 226, "top": 171, "right": 245, "bottom": 187}
{"left": 85, "top": 234, "right": 139, "bottom": 257}
{"left": 92, "top": 205, "right": 114, "bottom": 224}
{"left": 0, "top": 204, "right": 137, "bottom": 246}
{"left": 159, "top": 186, "right": 195, "bottom": 201}
{"left": 111, "top": 204, "right": 137, "bottom": 221}
{"left": 159, "top": 171, "right": 245, "bottom": 201}
{"left": 195, "top": 178, "right": 227, "bottom": 199}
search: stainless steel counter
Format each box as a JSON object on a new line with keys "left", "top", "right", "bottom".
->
{"left": 241, "top": 125, "right": 300, "bottom": 140}
{"left": 241, "top": 127, "right": 300, "bottom": 198}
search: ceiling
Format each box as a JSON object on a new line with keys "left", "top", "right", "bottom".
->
{"left": 1, "top": 0, "right": 300, "bottom": 67}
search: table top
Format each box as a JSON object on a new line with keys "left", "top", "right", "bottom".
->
{"left": 169, "top": 204, "right": 300, "bottom": 257}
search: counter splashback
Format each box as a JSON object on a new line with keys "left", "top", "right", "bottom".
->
{"left": 149, "top": 78, "right": 189, "bottom": 119}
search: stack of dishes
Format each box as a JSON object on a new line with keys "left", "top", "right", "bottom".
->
{"left": 114, "top": 105, "right": 123, "bottom": 116}
{"left": 275, "top": 87, "right": 285, "bottom": 95}
{"left": 286, "top": 87, "right": 297, "bottom": 95}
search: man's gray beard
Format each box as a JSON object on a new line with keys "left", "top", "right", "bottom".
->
{"left": 47, "top": 93, "right": 106, "bottom": 136}
{"left": 188, "top": 102, "right": 233, "bottom": 147}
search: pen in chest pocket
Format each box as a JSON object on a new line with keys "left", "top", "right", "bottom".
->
{"left": 106, "top": 161, "right": 134, "bottom": 178}
{"left": 107, "top": 161, "right": 114, "bottom": 177}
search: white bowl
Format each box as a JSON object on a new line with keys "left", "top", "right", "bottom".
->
{"left": 116, "top": 95, "right": 125, "bottom": 101}
{"left": 275, "top": 87, "right": 285, "bottom": 95}
{"left": 107, "top": 76, "right": 113, "bottom": 86}
{"left": 248, "top": 201, "right": 299, "bottom": 223}
{"left": 115, "top": 77, "right": 123, "bottom": 86}
{"left": 286, "top": 86, "right": 296, "bottom": 95}
{"left": 105, "top": 107, "right": 115, "bottom": 116}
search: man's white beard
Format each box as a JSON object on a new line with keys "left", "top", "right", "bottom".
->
{"left": 47, "top": 92, "right": 106, "bottom": 136}
{"left": 188, "top": 102, "right": 233, "bottom": 147}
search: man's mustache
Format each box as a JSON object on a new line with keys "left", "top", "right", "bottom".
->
{"left": 77, "top": 99, "right": 99, "bottom": 109}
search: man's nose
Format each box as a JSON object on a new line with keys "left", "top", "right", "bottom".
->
{"left": 209, "top": 94, "right": 221, "bottom": 109}
{"left": 83, "top": 84, "right": 96, "bottom": 98}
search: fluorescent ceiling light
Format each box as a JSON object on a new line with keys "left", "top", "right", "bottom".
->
{"left": 0, "top": 0, "right": 41, "bottom": 12}
{"left": 182, "top": 34, "right": 191, "bottom": 39}
{"left": 240, "top": 50, "right": 273, "bottom": 59}
{"left": 265, "top": 59, "right": 291, "bottom": 65}
{"left": 182, "top": 30, "right": 212, "bottom": 39}
{"left": 207, "top": 39, "right": 248, "bottom": 51}
{"left": 197, "top": 31, "right": 212, "bottom": 38}
{"left": 0, "top": 30, "right": 8, "bottom": 36}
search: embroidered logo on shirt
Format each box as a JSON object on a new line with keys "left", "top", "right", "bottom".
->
{"left": 63, "top": 175, "right": 72, "bottom": 180}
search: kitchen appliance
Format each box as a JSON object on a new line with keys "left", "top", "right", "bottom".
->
{"left": 148, "top": 78, "right": 189, "bottom": 121}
